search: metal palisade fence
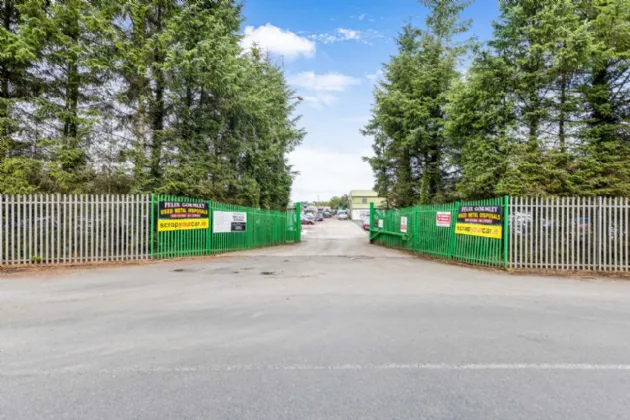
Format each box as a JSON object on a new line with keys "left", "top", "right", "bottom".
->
{"left": 0, "top": 194, "right": 300, "bottom": 266}
{"left": 0, "top": 194, "right": 152, "bottom": 265}
{"left": 509, "top": 197, "right": 629, "bottom": 272}
{"left": 371, "top": 196, "right": 630, "bottom": 272}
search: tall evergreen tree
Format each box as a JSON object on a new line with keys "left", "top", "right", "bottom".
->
{"left": 32, "top": 0, "right": 121, "bottom": 192}
{"left": 445, "top": 52, "right": 517, "bottom": 199}
{"left": 0, "top": 0, "right": 303, "bottom": 202}
{"left": 488, "top": 0, "right": 558, "bottom": 196}
{"left": 539, "top": 0, "right": 594, "bottom": 195}
{"left": 365, "top": 23, "right": 422, "bottom": 208}
{"left": 237, "top": 49, "right": 304, "bottom": 209}
{"left": 447, "top": 0, "right": 596, "bottom": 198}
{"left": 364, "top": 0, "right": 471, "bottom": 205}
{"left": 0, "top": 0, "right": 47, "bottom": 192}
{"left": 159, "top": 0, "right": 242, "bottom": 200}
{"left": 156, "top": 1, "right": 303, "bottom": 209}
{"left": 119, "top": 0, "right": 179, "bottom": 191}
{"left": 574, "top": 0, "right": 630, "bottom": 195}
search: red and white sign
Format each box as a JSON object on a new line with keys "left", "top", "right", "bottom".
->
{"left": 436, "top": 212, "right": 452, "bottom": 227}
{"left": 401, "top": 216, "right": 408, "bottom": 233}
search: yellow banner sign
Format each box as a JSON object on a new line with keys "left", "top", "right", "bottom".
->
{"left": 455, "top": 223, "right": 502, "bottom": 239}
{"left": 158, "top": 219, "right": 209, "bottom": 232}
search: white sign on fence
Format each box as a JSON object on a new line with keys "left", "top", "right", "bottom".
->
{"left": 436, "top": 212, "right": 452, "bottom": 227}
{"left": 378, "top": 219, "right": 384, "bottom": 228}
{"left": 213, "top": 211, "right": 247, "bottom": 233}
{"left": 352, "top": 209, "right": 370, "bottom": 221}
{"left": 401, "top": 217, "right": 408, "bottom": 233}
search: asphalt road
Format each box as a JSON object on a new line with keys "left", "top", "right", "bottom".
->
{"left": 2, "top": 219, "right": 630, "bottom": 419}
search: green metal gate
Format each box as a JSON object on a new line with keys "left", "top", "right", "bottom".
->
{"left": 152, "top": 195, "right": 300, "bottom": 259}
{"left": 370, "top": 197, "right": 508, "bottom": 268}
{"left": 152, "top": 195, "right": 212, "bottom": 259}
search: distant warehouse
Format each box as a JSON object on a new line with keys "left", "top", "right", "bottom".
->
{"left": 348, "top": 190, "right": 385, "bottom": 220}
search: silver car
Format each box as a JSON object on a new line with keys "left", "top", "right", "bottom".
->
{"left": 337, "top": 211, "right": 349, "bottom": 220}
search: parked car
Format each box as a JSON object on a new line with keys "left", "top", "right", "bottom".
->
{"left": 315, "top": 212, "right": 324, "bottom": 222}
{"left": 301, "top": 215, "right": 315, "bottom": 225}
{"left": 363, "top": 219, "right": 370, "bottom": 231}
{"left": 337, "top": 211, "right": 348, "bottom": 220}
{"left": 323, "top": 211, "right": 332, "bottom": 218}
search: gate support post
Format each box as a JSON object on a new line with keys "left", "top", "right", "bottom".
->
{"left": 295, "top": 202, "right": 301, "bottom": 242}
{"left": 413, "top": 205, "right": 419, "bottom": 251}
{"left": 150, "top": 194, "right": 155, "bottom": 260}
{"left": 448, "top": 202, "right": 460, "bottom": 260}
{"left": 206, "top": 201, "right": 213, "bottom": 255}
{"left": 503, "top": 195, "right": 509, "bottom": 270}
{"left": 369, "top": 202, "right": 375, "bottom": 243}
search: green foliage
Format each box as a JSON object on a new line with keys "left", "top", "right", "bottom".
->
{"left": 573, "top": 0, "right": 630, "bottom": 196}
{"left": 0, "top": 0, "right": 303, "bottom": 209}
{"left": 319, "top": 194, "right": 350, "bottom": 209}
{"left": 0, "top": 0, "right": 45, "bottom": 156}
{"left": 445, "top": 52, "right": 517, "bottom": 199}
{"left": 364, "top": 1, "right": 472, "bottom": 207}
{"left": 365, "top": 0, "right": 630, "bottom": 203}
{"left": 0, "top": 156, "right": 47, "bottom": 193}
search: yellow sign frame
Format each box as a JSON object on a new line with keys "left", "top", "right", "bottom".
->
{"left": 455, "top": 223, "right": 502, "bottom": 240}
{"left": 158, "top": 219, "right": 209, "bottom": 232}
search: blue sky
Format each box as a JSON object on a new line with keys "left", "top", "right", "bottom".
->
{"left": 240, "top": 0, "right": 500, "bottom": 202}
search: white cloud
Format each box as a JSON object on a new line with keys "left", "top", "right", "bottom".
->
{"left": 358, "top": 14, "right": 366, "bottom": 21}
{"left": 289, "top": 148, "right": 374, "bottom": 201}
{"left": 303, "top": 93, "right": 337, "bottom": 110}
{"left": 288, "top": 72, "right": 361, "bottom": 92}
{"left": 241, "top": 24, "right": 316, "bottom": 60}
{"left": 337, "top": 28, "right": 360, "bottom": 41}
{"left": 365, "top": 69, "right": 384, "bottom": 82}
{"left": 309, "top": 33, "right": 338, "bottom": 44}
{"left": 309, "top": 28, "right": 382, "bottom": 45}
{"left": 289, "top": 72, "right": 361, "bottom": 109}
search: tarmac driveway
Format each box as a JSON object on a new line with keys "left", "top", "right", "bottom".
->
{"left": 1, "top": 219, "right": 630, "bottom": 419}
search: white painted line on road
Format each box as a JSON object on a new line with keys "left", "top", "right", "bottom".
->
{"left": 8, "top": 363, "right": 630, "bottom": 377}
{"left": 124, "top": 363, "right": 630, "bottom": 372}
{"left": 107, "top": 363, "right": 630, "bottom": 373}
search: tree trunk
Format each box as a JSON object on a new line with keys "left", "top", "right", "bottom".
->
{"left": 150, "top": 68, "right": 164, "bottom": 179}
{"left": 62, "top": 14, "right": 80, "bottom": 171}
{"left": 1, "top": 0, "right": 13, "bottom": 144}
{"left": 420, "top": 148, "right": 441, "bottom": 205}
{"left": 558, "top": 73, "right": 567, "bottom": 154}
{"left": 63, "top": 60, "right": 79, "bottom": 140}
{"left": 149, "top": 5, "right": 165, "bottom": 183}
{"left": 588, "top": 64, "right": 615, "bottom": 143}
{"left": 527, "top": 90, "right": 539, "bottom": 150}
{"left": 398, "top": 148, "right": 413, "bottom": 207}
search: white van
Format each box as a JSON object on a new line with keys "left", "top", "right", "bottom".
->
{"left": 337, "top": 210, "right": 349, "bottom": 220}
